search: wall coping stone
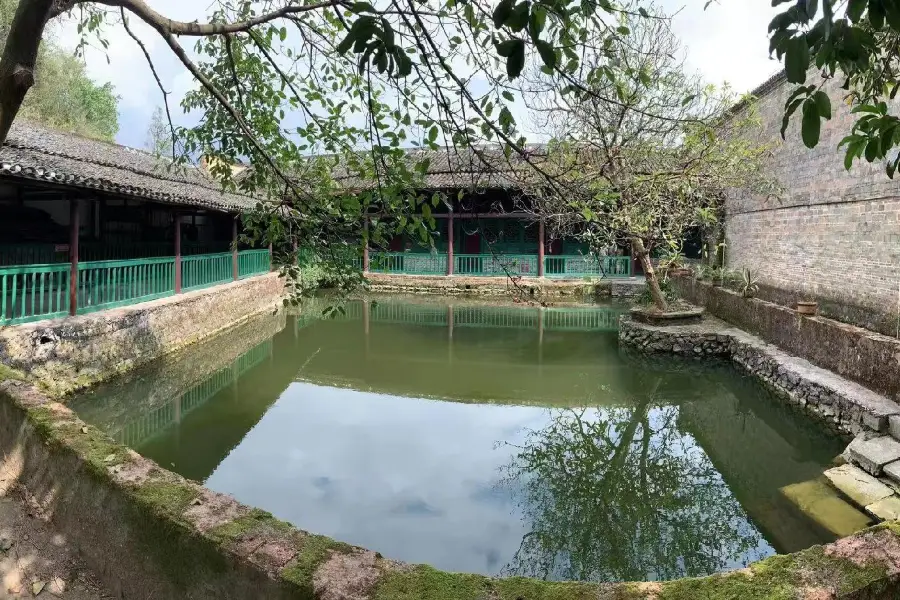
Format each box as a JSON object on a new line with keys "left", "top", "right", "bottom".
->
{"left": 4, "top": 375, "right": 900, "bottom": 598}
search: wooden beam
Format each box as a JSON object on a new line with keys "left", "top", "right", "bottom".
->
{"left": 174, "top": 213, "right": 182, "bottom": 294}
{"left": 446, "top": 211, "right": 454, "bottom": 276}
{"left": 68, "top": 198, "right": 79, "bottom": 316}
{"left": 232, "top": 217, "right": 239, "bottom": 281}
{"left": 537, "top": 218, "right": 545, "bottom": 277}
{"left": 431, "top": 212, "right": 528, "bottom": 219}
{"left": 363, "top": 217, "right": 370, "bottom": 273}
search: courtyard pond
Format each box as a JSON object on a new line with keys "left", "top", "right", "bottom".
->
{"left": 69, "top": 297, "right": 868, "bottom": 583}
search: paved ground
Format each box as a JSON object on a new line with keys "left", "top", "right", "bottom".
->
{"left": 0, "top": 483, "right": 111, "bottom": 599}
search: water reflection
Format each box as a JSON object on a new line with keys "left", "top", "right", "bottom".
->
{"left": 500, "top": 401, "right": 770, "bottom": 581}
{"left": 70, "top": 298, "right": 862, "bottom": 581}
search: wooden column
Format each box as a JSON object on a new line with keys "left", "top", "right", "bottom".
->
{"left": 174, "top": 214, "right": 182, "bottom": 294}
{"left": 68, "top": 198, "right": 80, "bottom": 316}
{"left": 537, "top": 218, "right": 545, "bottom": 277}
{"left": 446, "top": 211, "right": 454, "bottom": 276}
{"left": 363, "top": 217, "right": 370, "bottom": 272}
{"left": 232, "top": 217, "right": 239, "bottom": 281}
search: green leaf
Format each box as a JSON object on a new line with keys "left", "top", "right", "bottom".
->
{"left": 813, "top": 90, "right": 831, "bottom": 119}
{"left": 781, "top": 96, "right": 804, "bottom": 139}
{"left": 528, "top": 6, "right": 546, "bottom": 38}
{"left": 336, "top": 30, "right": 357, "bottom": 55}
{"left": 505, "top": 39, "right": 526, "bottom": 79}
{"left": 848, "top": 0, "right": 867, "bottom": 22}
{"left": 801, "top": 100, "right": 821, "bottom": 148}
{"left": 428, "top": 125, "right": 438, "bottom": 143}
{"left": 535, "top": 40, "right": 556, "bottom": 70}
{"left": 869, "top": 0, "right": 885, "bottom": 28}
{"left": 784, "top": 36, "right": 809, "bottom": 83}
{"left": 502, "top": 90, "right": 515, "bottom": 102}
{"left": 506, "top": 2, "right": 530, "bottom": 32}
{"left": 681, "top": 94, "right": 696, "bottom": 107}
{"left": 492, "top": 0, "right": 515, "bottom": 28}
{"left": 865, "top": 138, "right": 880, "bottom": 161}
{"left": 349, "top": 1, "right": 376, "bottom": 13}
{"left": 495, "top": 39, "right": 519, "bottom": 57}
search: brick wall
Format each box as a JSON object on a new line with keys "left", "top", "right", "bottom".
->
{"left": 725, "top": 73, "right": 900, "bottom": 335}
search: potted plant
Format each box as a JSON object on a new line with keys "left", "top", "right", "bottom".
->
{"left": 740, "top": 268, "right": 758, "bottom": 298}
{"left": 796, "top": 300, "right": 818, "bottom": 316}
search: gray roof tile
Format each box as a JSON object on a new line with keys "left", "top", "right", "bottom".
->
{"left": 0, "top": 121, "right": 258, "bottom": 212}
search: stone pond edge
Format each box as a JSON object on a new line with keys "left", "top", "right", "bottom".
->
{"left": 3, "top": 379, "right": 900, "bottom": 598}
{"left": 618, "top": 317, "right": 900, "bottom": 439}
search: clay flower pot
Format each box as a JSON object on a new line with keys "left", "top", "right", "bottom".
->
{"left": 796, "top": 301, "right": 818, "bottom": 316}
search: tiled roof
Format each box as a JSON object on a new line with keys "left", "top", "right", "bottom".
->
{"left": 329, "top": 145, "right": 541, "bottom": 190}
{"left": 0, "top": 121, "right": 258, "bottom": 212}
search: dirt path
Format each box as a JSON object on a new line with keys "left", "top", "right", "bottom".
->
{"left": 0, "top": 484, "right": 111, "bottom": 599}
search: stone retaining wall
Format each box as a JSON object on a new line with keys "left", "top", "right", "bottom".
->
{"left": 366, "top": 272, "right": 645, "bottom": 299}
{"left": 0, "top": 273, "right": 284, "bottom": 396}
{"left": 620, "top": 317, "right": 900, "bottom": 438}
{"left": 2, "top": 378, "right": 900, "bottom": 599}
{"left": 672, "top": 276, "right": 900, "bottom": 400}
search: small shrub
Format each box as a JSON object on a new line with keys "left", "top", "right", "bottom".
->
{"left": 739, "top": 268, "right": 759, "bottom": 298}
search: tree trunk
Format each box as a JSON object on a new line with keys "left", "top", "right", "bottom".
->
{"left": 0, "top": 0, "right": 55, "bottom": 144}
{"left": 631, "top": 237, "right": 668, "bottom": 312}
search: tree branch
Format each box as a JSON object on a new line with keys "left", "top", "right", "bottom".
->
{"left": 94, "top": 0, "right": 350, "bottom": 36}
{"left": 0, "top": 0, "right": 56, "bottom": 143}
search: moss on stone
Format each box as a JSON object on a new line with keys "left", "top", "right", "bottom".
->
{"left": 130, "top": 480, "right": 199, "bottom": 520}
{"left": 494, "top": 576, "right": 605, "bottom": 599}
{"left": 24, "top": 406, "right": 130, "bottom": 478}
{"left": 209, "top": 508, "right": 294, "bottom": 543}
{"left": 0, "top": 363, "right": 26, "bottom": 383}
{"left": 280, "top": 533, "right": 355, "bottom": 596}
{"left": 371, "top": 565, "right": 493, "bottom": 600}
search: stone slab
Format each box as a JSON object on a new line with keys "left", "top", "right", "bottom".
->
{"left": 866, "top": 496, "right": 900, "bottom": 521}
{"left": 848, "top": 436, "right": 900, "bottom": 475}
{"left": 884, "top": 460, "right": 900, "bottom": 486}
{"left": 824, "top": 464, "right": 894, "bottom": 507}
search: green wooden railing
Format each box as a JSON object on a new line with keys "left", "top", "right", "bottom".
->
{"left": 238, "top": 249, "right": 271, "bottom": 279}
{"left": 182, "top": 252, "right": 233, "bottom": 292}
{"left": 544, "top": 255, "right": 631, "bottom": 278}
{"left": 369, "top": 252, "right": 447, "bottom": 275}
{"left": 0, "top": 249, "right": 271, "bottom": 325}
{"left": 77, "top": 257, "right": 176, "bottom": 314}
{"left": 351, "top": 250, "right": 631, "bottom": 278}
{"left": 0, "top": 263, "right": 70, "bottom": 324}
{"left": 321, "top": 301, "right": 625, "bottom": 332}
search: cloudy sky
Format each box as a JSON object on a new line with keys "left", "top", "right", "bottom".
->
{"left": 54, "top": 0, "right": 782, "bottom": 148}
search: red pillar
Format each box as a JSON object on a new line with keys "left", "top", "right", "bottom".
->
{"left": 537, "top": 218, "right": 545, "bottom": 277}
{"left": 174, "top": 214, "right": 182, "bottom": 294}
{"left": 68, "top": 198, "right": 80, "bottom": 316}
{"left": 447, "top": 212, "right": 454, "bottom": 276}
{"left": 363, "top": 217, "right": 370, "bottom": 272}
{"left": 232, "top": 217, "right": 239, "bottom": 281}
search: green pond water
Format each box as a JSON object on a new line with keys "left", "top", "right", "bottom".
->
{"left": 70, "top": 298, "right": 864, "bottom": 583}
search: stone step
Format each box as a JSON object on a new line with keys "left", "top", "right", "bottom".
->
{"left": 884, "top": 460, "right": 900, "bottom": 486}
{"left": 779, "top": 478, "right": 872, "bottom": 537}
{"left": 823, "top": 464, "right": 900, "bottom": 524}
{"left": 846, "top": 436, "right": 900, "bottom": 476}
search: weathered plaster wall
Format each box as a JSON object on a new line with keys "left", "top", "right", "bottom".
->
{"left": 673, "top": 276, "right": 900, "bottom": 400}
{"left": 0, "top": 273, "right": 283, "bottom": 396}
{"left": 726, "top": 73, "right": 900, "bottom": 335}
{"left": 2, "top": 378, "right": 900, "bottom": 600}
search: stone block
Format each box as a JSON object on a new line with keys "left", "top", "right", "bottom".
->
{"left": 824, "top": 464, "right": 894, "bottom": 508}
{"left": 890, "top": 415, "right": 900, "bottom": 441}
{"left": 866, "top": 496, "right": 900, "bottom": 521}
{"left": 847, "top": 436, "right": 900, "bottom": 476}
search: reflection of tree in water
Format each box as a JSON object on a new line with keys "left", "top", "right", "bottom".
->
{"left": 500, "top": 389, "right": 770, "bottom": 582}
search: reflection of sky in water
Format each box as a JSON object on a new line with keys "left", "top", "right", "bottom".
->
{"left": 206, "top": 383, "right": 770, "bottom": 577}
{"left": 206, "top": 382, "right": 550, "bottom": 575}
